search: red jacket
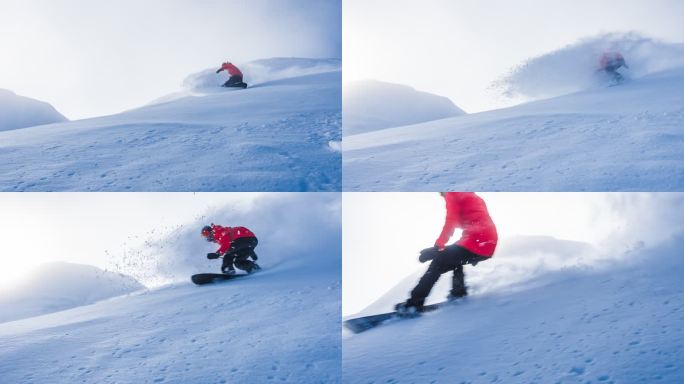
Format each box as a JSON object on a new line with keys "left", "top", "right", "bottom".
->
{"left": 599, "top": 52, "right": 625, "bottom": 70}
{"left": 211, "top": 224, "right": 255, "bottom": 254}
{"left": 219, "top": 62, "right": 243, "bottom": 76}
{"left": 435, "top": 192, "right": 498, "bottom": 257}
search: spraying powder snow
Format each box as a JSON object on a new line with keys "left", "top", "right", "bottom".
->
{"left": 494, "top": 32, "right": 684, "bottom": 102}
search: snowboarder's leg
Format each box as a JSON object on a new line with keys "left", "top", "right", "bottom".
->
{"left": 247, "top": 237, "right": 258, "bottom": 260}
{"left": 221, "top": 253, "right": 236, "bottom": 275}
{"left": 222, "top": 75, "right": 245, "bottom": 88}
{"left": 450, "top": 264, "right": 467, "bottom": 298}
{"left": 234, "top": 254, "right": 258, "bottom": 273}
{"left": 406, "top": 254, "right": 454, "bottom": 309}
{"left": 440, "top": 245, "right": 489, "bottom": 299}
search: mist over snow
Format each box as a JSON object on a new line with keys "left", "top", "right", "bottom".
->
{"left": 0, "top": 262, "right": 143, "bottom": 323}
{"left": 0, "top": 57, "right": 341, "bottom": 192}
{"left": 150, "top": 57, "right": 342, "bottom": 103}
{"left": 494, "top": 32, "right": 684, "bottom": 103}
{"left": 343, "top": 80, "right": 465, "bottom": 135}
{"left": 344, "top": 193, "right": 684, "bottom": 383}
{"left": 183, "top": 58, "right": 341, "bottom": 93}
{"left": 344, "top": 234, "right": 684, "bottom": 384}
{"left": 0, "top": 0, "right": 341, "bottom": 119}
{"left": 0, "top": 193, "right": 342, "bottom": 383}
{"left": 344, "top": 34, "right": 684, "bottom": 191}
{"left": 344, "top": 192, "right": 684, "bottom": 316}
{"left": 0, "top": 89, "right": 67, "bottom": 131}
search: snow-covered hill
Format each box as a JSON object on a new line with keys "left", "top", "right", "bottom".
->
{"left": 0, "top": 193, "right": 342, "bottom": 383}
{"left": 0, "top": 262, "right": 143, "bottom": 323}
{"left": 0, "top": 89, "right": 67, "bottom": 131}
{"left": 343, "top": 80, "right": 464, "bottom": 135}
{"left": 344, "top": 66, "right": 684, "bottom": 191}
{"left": 343, "top": 236, "right": 684, "bottom": 383}
{"left": 344, "top": 35, "right": 684, "bottom": 191}
{"left": 0, "top": 58, "right": 341, "bottom": 192}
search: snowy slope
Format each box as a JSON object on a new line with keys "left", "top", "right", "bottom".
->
{"left": 0, "top": 193, "right": 342, "bottom": 383}
{"left": 344, "top": 66, "right": 684, "bottom": 191}
{"left": 343, "top": 236, "right": 684, "bottom": 384}
{"left": 0, "top": 58, "right": 341, "bottom": 192}
{"left": 0, "top": 89, "right": 67, "bottom": 131}
{"left": 343, "top": 80, "right": 464, "bottom": 136}
{"left": 0, "top": 262, "right": 143, "bottom": 323}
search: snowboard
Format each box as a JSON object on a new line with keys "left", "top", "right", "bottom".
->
{"left": 344, "top": 300, "right": 454, "bottom": 334}
{"left": 222, "top": 82, "right": 248, "bottom": 89}
{"left": 191, "top": 273, "right": 246, "bottom": 285}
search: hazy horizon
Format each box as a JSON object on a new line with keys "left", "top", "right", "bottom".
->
{"left": 0, "top": 0, "right": 341, "bottom": 119}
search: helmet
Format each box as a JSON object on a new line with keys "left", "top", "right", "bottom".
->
{"left": 201, "top": 225, "right": 214, "bottom": 242}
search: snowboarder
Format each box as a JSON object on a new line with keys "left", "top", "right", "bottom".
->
{"left": 216, "top": 61, "right": 248, "bottom": 88}
{"left": 598, "top": 52, "right": 629, "bottom": 84}
{"left": 395, "top": 192, "right": 498, "bottom": 316}
{"left": 201, "top": 224, "right": 261, "bottom": 275}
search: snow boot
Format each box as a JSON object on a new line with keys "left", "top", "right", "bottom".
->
{"left": 395, "top": 300, "right": 423, "bottom": 318}
{"left": 249, "top": 262, "right": 262, "bottom": 273}
{"left": 447, "top": 287, "right": 468, "bottom": 302}
{"left": 222, "top": 266, "right": 236, "bottom": 275}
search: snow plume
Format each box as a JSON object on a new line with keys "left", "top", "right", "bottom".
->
{"left": 471, "top": 193, "right": 684, "bottom": 299}
{"left": 494, "top": 32, "right": 684, "bottom": 102}
{"left": 182, "top": 57, "right": 341, "bottom": 93}
{"left": 109, "top": 193, "right": 341, "bottom": 287}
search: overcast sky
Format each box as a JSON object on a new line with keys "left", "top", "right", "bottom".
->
{"left": 0, "top": 192, "right": 263, "bottom": 289}
{"left": 344, "top": 0, "right": 684, "bottom": 112}
{"left": 343, "top": 192, "right": 684, "bottom": 315}
{"left": 0, "top": 0, "right": 341, "bottom": 119}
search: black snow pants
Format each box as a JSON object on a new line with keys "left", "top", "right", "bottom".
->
{"left": 222, "top": 75, "right": 244, "bottom": 88}
{"left": 408, "top": 244, "right": 489, "bottom": 308}
{"left": 221, "top": 237, "right": 259, "bottom": 273}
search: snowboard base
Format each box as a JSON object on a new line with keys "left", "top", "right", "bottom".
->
{"left": 344, "top": 300, "right": 457, "bottom": 334}
{"left": 191, "top": 273, "right": 245, "bottom": 285}
{"left": 222, "top": 82, "right": 248, "bottom": 89}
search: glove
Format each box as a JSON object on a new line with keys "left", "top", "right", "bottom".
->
{"left": 215, "top": 69, "right": 221, "bottom": 74}
{"left": 418, "top": 247, "right": 438, "bottom": 263}
{"left": 207, "top": 253, "right": 220, "bottom": 259}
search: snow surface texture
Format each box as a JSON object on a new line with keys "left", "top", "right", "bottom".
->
{"left": 0, "top": 58, "right": 341, "bottom": 191}
{"left": 0, "top": 262, "right": 143, "bottom": 323}
{"left": 0, "top": 89, "right": 67, "bottom": 131}
{"left": 344, "top": 34, "right": 684, "bottom": 191}
{"left": 0, "top": 193, "right": 342, "bottom": 383}
{"left": 343, "top": 80, "right": 464, "bottom": 136}
{"left": 343, "top": 235, "right": 684, "bottom": 384}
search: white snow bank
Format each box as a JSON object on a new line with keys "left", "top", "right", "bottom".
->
{"left": 0, "top": 262, "right": 143, "bottom": 323}
{"left": 344, "top": 61, "right": 684, "bottom": 191}
{"left": 0, "top": 59, "right": 341, "bottom": 192}
{"left": 344, "top": 234, "right": 684, "bottom": 384}
{"left": 344, "top": 80, "right": 465, "bottom": 135}
{"left": 495, "top": 32, "right": 684, "bottom": 102}
{"left": 182, "top": 57, "right": 341, "bottom": 92}
{"left": 0, "top": 89, "right": 67, "bottom": 131}
{"left": 109, "top": 193, "right": 341, "bottom": 286}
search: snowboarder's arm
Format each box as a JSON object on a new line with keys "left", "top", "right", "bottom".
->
{"left": 216, "top": 67, "right": 225, "bottom": 74}
{"left": 435, "top": 199, "right": 461, "bottom": 249}
{"left": 216, "top": 238, "right": 232, "bottom": 255}
{"left": 419, "top": 247, "right": 437, "bottom": 263}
